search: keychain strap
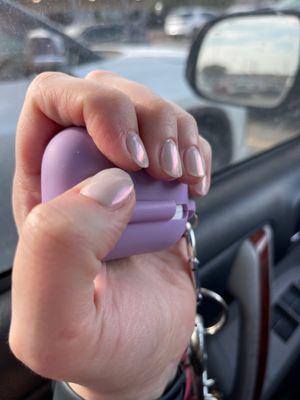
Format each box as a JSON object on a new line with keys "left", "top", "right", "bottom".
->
{"left": 185, "top": 216, "right": 228, "bottom": 400}
{"left": 185, "top": 218, "right": 228, "bottom": 334}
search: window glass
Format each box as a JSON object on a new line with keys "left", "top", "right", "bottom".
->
{"left": 1, "top": 0, "right": 300, "bottom": 272}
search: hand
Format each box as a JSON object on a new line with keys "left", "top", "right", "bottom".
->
{"left": 9, "top": 71, "right": 212, "bottom": 400}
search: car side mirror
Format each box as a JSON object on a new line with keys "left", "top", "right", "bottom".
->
{"left": 186, "top": 11, "right": 300, "bottom": 109}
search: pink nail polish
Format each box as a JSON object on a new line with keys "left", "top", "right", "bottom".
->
{"left": 184, "top": 146, "right": 205, "bottom": 178}
{"left": 160, "top": 139, "right": 182, "bottom": 178}
{"left": 193, "top": 176, "right": 210, "bottom": 196}
{"left": 126, "top": 132, "right": 149, "bottom": 168}
{"left": 80, "top": 169, "right": 134, "bottom": 209}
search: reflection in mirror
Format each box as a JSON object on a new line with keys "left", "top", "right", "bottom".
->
{"left": 196, "top": 15, "right": 300, "bottom": 108}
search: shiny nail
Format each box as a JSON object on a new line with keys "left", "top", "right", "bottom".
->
{"left": 80, "top": 169, "right": 134, "bottom": 209}
{"left": 160, "top": 139, "right": 182, "bottom": 178}
{"left": 126, "top": 132, "right": 149, "bottom": 168}
{"left": 193, "top": 176, "right": 210, "bottom": 196}
{"left": 184, "top": 146, "right": 205, "bottom": 178}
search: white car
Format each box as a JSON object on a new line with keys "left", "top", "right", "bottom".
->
{"left": 164, "top": 6, "right": 216, "bottom": 37}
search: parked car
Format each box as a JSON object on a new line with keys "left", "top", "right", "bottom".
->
{"left": 78, "top": 22, "right": 147, "bottom": 49}
{"left": 25, "top": 29, "right": 69, "bottom": 73}
{"left": 164, "top": 6, "right": 217, "bottom": 38}
{"left": 225, "top": 4, "right": 258, "bottom": 13}
{"left": 65, "top": 10, "right": 148, "bottom": 48}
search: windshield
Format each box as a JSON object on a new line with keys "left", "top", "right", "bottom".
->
{"left": 1, "top": 0, "right": 300, "bottom": 272}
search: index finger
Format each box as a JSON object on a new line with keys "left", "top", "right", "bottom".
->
{"left": 13, "top": 72, "right": 145, "bottom": 230}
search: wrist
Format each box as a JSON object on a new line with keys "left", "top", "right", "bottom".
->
{"left": 68, "top": 376, "right": 174, "bottom": 400}
{"left": 67, "top": 364, "right": 182, "bottom": 400}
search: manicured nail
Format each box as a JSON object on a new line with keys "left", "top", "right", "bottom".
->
{"left": 160, "top": 139, "right": 182, "bottom": 178}
{"left": 80, "top": 169, "right": 134, "bottom": 209}
{"left": 193, "top": 176, "right": 210, "bottom": 196}
{"left": 184, "top": 146, "right": 205, "bottom": 178}
{"left": 126, "top": 132, "right": 149, "bottom": 168}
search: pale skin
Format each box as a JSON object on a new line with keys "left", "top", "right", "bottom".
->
{"left": 9, "top": 71, "right": 212, "bottom": 400}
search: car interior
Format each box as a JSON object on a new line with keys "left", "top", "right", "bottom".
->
{"left": 1, "top": 2, "right": 300, "bottom": 400}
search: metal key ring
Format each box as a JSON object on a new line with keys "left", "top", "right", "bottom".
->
{"left": 198, "top": 288, "right": 228, "bottom": 335}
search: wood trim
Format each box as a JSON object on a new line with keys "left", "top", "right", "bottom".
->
{"left": 250, "top": 227, "right": 271, "bottom": 400}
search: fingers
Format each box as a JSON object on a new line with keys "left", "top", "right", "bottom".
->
{"left": 14, "top": 70, "right": 212, "bottom": 230}
{"left": 176, "top": 110, "right": 212, "bottom": 195}
{"left": 86, "top": 71, "right": 181, "bottom": 180}
{"left": 86, "top": 71, "right": 211, "bottom": 192}
{"left": 188, "top": 136, "right": 212, "bottom": 197}
{"left": 14, "top": 72, "right": 146, "bottom": 229}
{"left": 136, "top": 99, "right": 181, "bottom": 180}
{"left": 9, "top": 169, "right": 135, "bottom": 378}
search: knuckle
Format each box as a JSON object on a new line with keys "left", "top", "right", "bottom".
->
{"left": 27, "top": 71, "right": 62, "bottom": 96}
{"left": 152, "top": 98, "right": 173, "bottom": 115}
{"left": 85, "top": 69, "right": 120, "bottom": 81}
{"left": 26, "top": 72, "right": 68, "bottom": 109}
{"left": 146, "top": 98, "right": 176, "bottom": 124}
{"left": 85, "top": 89, "right": 134, "bottom": 139}
{"left": 85, "top": 87, "right": 131, "bottom": 112}
{"left": 178, "top": 112, "right": 198, "bottom": 132}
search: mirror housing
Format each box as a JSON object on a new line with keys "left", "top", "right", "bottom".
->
{"left": 186, "top": 11, "right": 300, "bottom": 110}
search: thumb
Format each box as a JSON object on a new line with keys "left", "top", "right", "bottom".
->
{"left": 10, "top": 168, "right": 135, "bottom": 370}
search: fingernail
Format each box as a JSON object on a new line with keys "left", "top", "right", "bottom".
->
{"left": 184, "top": 146, "right": 205, "bottom": 178}
{"left": 80, "top": 169, "right": 134, "bottom": 209}
{"left": 160, "top": 139, "right": 182, "bottom": 178}
{"left": 126, "top": 132, "right": 149, "bottom": 168}
{"left": 193, "top": 176, "right": 210, "bottom": 196}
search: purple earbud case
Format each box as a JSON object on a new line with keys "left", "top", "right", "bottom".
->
{"left": 41, "top": 127, "right": 195, "bottom": 260}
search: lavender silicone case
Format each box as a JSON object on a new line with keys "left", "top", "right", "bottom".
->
{"left": 41, "top": 127, "right": 195, "bottom": 260}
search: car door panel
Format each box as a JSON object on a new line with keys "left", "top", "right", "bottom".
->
{"left": 206, "top": 245, "right": 300, "bottom": 400}
{"left": 196, "top": 137, "right": 300, "bottom": 400}
{"left": 0, "top": 272, "right": 52, "bottom": 400}
{"left": 196, "top": 136, "right": 300, "bottom": 268}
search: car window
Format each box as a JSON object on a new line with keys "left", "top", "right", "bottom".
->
{"left": 28, "top": 37, "right": 58, "bottom": 55}
{"left": 1, "top": 0, "right": 300, "bottom": 273}
{"left": 277, "top": 0, "right": 300, "bottom": 9}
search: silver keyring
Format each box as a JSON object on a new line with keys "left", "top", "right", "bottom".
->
{"left": 198, "top": 288, "right": 228, "bottom": 335}
{"left": 186, "top": 221, "right": 197, "bottom": 252}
